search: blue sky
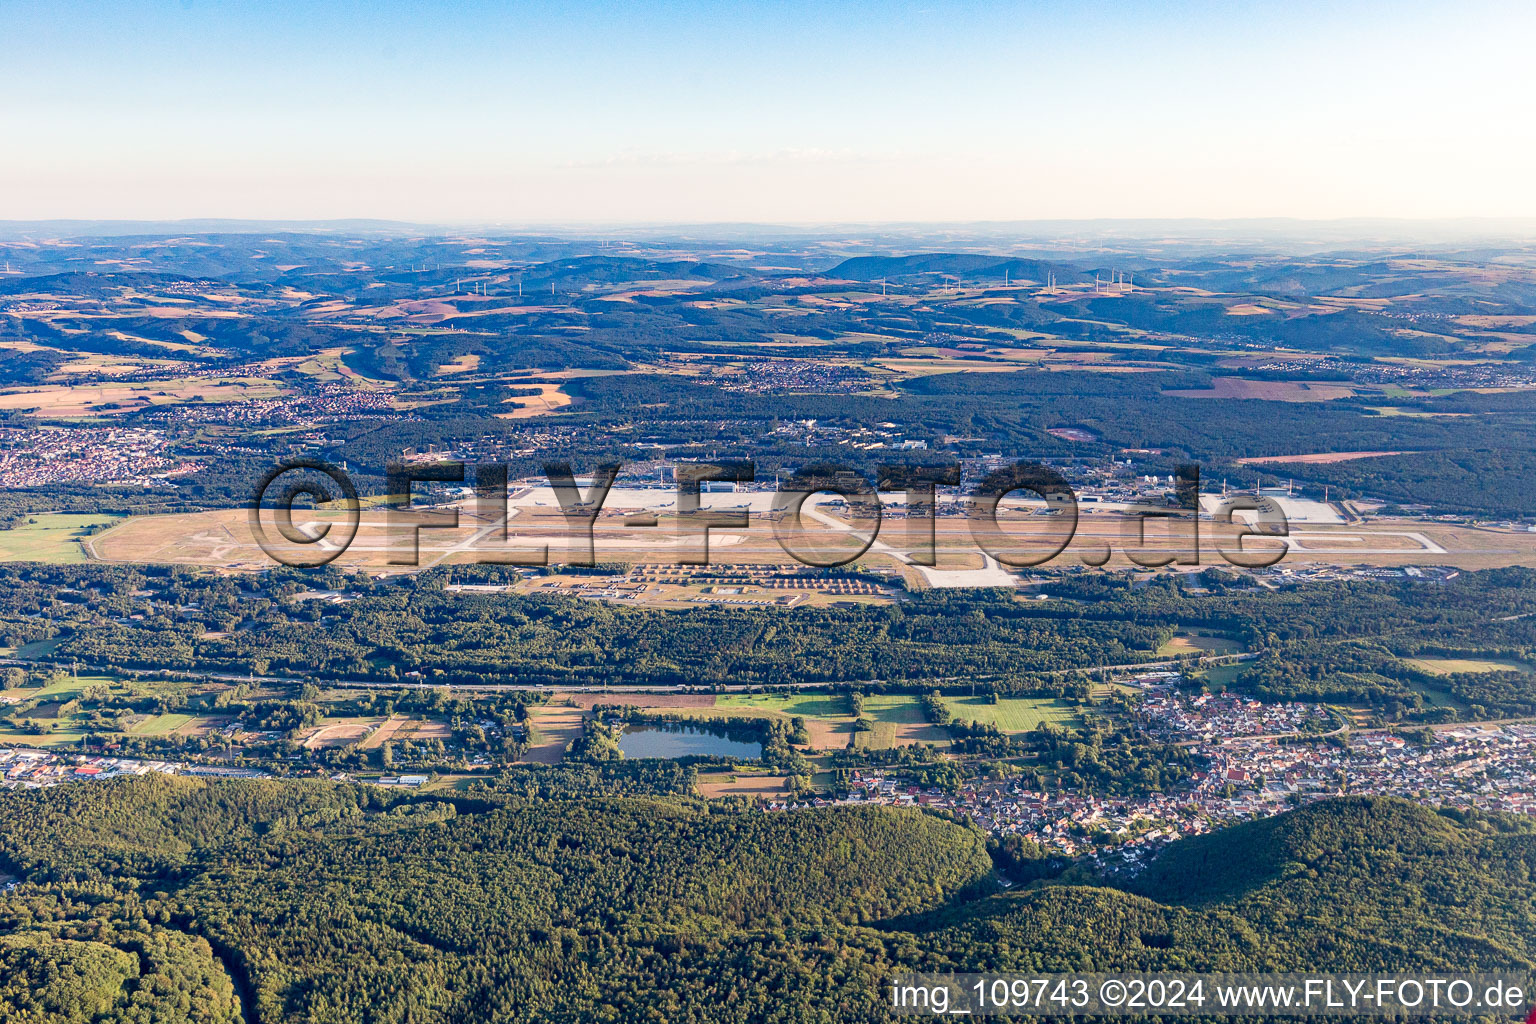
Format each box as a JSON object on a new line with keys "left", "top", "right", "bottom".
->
{"left": 2, "top": 0, "right": 1532, "bottom": 222}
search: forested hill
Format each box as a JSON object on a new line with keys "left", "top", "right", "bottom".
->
{"left": 1, "top": 780, "right": 1533, "bottom": 1023}
{"left": 826, "top": 253, "right": 1088, "bottom": 284}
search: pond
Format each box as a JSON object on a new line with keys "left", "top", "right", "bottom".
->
{"left": 617, "top": 723, "right": 762, "bottom": 760}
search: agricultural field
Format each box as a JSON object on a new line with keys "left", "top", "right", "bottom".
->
{"left": 1163, "top": 377, "right": 1357, "bottom": 401}
{"left": 300, "top": 716, "right": 384, "bottom": 749}
{"left": 939, "top": 695, "right": 1083, "bottom": 733}
{"left": 709, "top": 692, "right": 949, "bottom": 751}
{"left": 1402, "top": 679, "right": 1470, "bottom": 713}
{"left": 0, "top": 672, "right": 246, "bottom": 751}
{"left": 851, "top": 694, "right": 949, "bottom": 750}
{"left": 0, "top": 721, "right": 87, "bottom": 748}
{"left": 520, "top": 704, "right": 585, "bottom": 764}
{"left": 1156, "top": 632, "right": 1245, "bottom": 657}
{"left": 0, "top": 513, "right": 120, "bottom": 563}
{"left": 714, "top": 692, "right": 850, "bottom": 720}
{"left": 359, "top": 713, "right": 410, "bottom": 749}
{"left": 694, "top": 769, "right": 790, "bottom": 799}
{"left": 493, "top": 381, "right": 573, "bottom": 418}
{"left": 0, "top": 376, "right": 284, "bottom": 417}
{"left": 1235, "top": 450, "right": 1414, "bottom": 465}
{"left": 712, "top": 692, "right": 854, "bottom": 750}
{"left": 7, "top": 639, "right": 61, "bottom": 660}
{"left": 128, "top": 713, "right": 195, "bottom": 736}
{"left": 0, "top": 672, "right": 119, "bottom": 703}
{"left": 1405, "top": 656, "right": 1536, "bottom": 676}
{"left": 1199, "top": 663, "right": 1249, "bottom": 689}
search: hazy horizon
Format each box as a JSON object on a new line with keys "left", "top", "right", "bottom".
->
{"left": 5, "top": 214, "right": 1536, "bottom": 242}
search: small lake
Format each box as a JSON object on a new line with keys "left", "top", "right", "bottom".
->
{"left": 617, "top": 723, "right": 762, "bottom": 760}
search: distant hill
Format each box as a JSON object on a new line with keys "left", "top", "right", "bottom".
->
{"left": 514, "top": 255, "right": 754, "bottom": 287}
{"left": 0, "top": 218, "right": 430, "bottom": 239}
{"left": 826, "top": 252, "right": 1090, "bottom": 285}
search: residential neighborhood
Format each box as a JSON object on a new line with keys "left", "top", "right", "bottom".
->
{"left": 813, "top": 709, "right": 1536, "bottom": 874}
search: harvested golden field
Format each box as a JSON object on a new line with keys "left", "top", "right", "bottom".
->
{"left": 435, "top": 354, "right": 482, "bottom": 374}
{"left": 301, "top": 717, "right": 383, "bottom": 749}
{"left": 494, "top": 382, "right": 572, "bottom": 418}
{"left": 0, "top": 377, "right": 284, "bottom": 417}
{"left": 521, "top": 705, "right": 585, "bottom": 764}
{"left": 695, "top": 772, "right": 790, "bottom": 799}
{"left": 359, "top": 714, "right": 411, "bottom": 749}
{"left": 1235, "top": 451, "right": 1412, "bottom": 465}
{"left": 1164, "top": 377, "right": 1356, "bottom": 401}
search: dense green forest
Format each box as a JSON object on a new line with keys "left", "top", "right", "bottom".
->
{"left": 0, "top": 779, "right": 1532, "bottom": 1022}
{"left": 8, "top": 562, "right": 1536, "bottom": 718}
